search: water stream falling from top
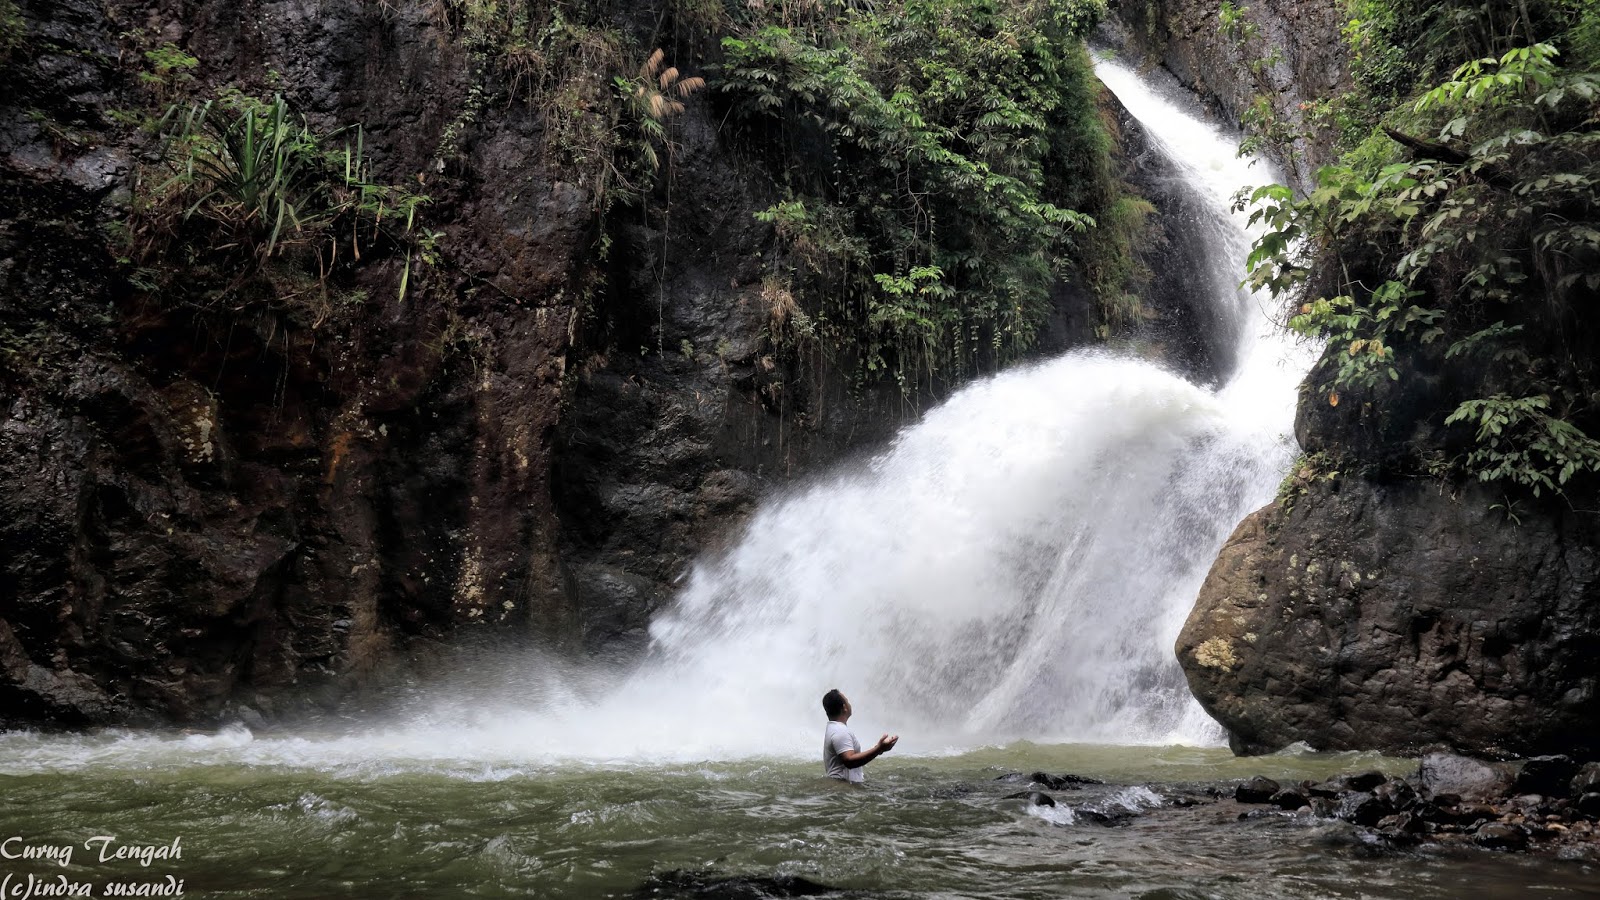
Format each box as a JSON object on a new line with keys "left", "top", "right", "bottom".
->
{"left": 544, "top": 56, "right": 1321, "bottom": 760}
{"left": 0, "top": 57, "right": 1317, "bottom": 775}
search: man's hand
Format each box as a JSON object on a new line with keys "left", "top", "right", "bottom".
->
{"left": 877, "top": 734, "right": 899, "bottom": 752}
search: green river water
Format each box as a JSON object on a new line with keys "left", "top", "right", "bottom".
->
{"left": 2, "top": 736, "right": 1596, "bottom": 899}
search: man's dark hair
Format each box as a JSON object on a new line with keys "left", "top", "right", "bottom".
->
{"left": 822, "top": 689, "right": 845, "bottom": 719}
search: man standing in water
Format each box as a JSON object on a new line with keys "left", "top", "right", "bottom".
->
{"left": 822, "top": 689, "right": 898, "bottom": 783}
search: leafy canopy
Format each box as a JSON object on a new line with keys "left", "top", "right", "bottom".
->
{"left": 718, "top": 0, "right": 1116, "bottom": 387}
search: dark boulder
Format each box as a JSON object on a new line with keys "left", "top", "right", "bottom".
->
{"left": 1003, "top": 791, "right": 1057, "bottom": 807}
{"left": 1473, "top": 823, "right": 1529, "bottom": 851}
{"left": 1341, "top": 771, "right": 1390, "bottom": 793}
{"left": 1302, "top": 779, "right": 1340, "bottom": 799}
{"left": 1336, "top": 791, "right": 1391, "bottom": 827}
{"left": 1077, "top": 810, "right": 1134, "bottom": 827}
{"left": 1235, "top": 776, "right": 1282, "bottom": 803}
{"left": 1578, "top": 793, "right": 1600, "bottom": 817}
{"left": 1514, "top": 756, "right": 1579, "bottom": 798}
{"left": 1570, "top": 762, "right": 1600, "bottom": 797}
{"left": 1457, "top": 803, "right": 1502, "bottom": 828}
{"left": 1031, "top": 772, "right": 1101, "bottom": 790}
{"left": 1178, "top": 478, "right": 1600, "bottom": 758}
{"left": 1269, "top": 788, "right": 1309, "bottom": 810}
{"left": 1373, "top": 779, "right": 1417, "bottom": 810}
{"left": 1376, "top": 811, "right": 1429, "bottom": 834}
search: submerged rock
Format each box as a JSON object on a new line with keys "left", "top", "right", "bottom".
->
{"left": 1474, "top": 823, "right": 1530, "bottom": 851}
{"left": 994, "top": 772, "right": 1100, "bottom": 790}
{"left": 1032, "top": 772, "right": 1102, "bottom": 790}
{"left": 1003, "top": 791, "right": 1057, "bottom": 808}
{"left": 633, "top": 870, "right": 834, "bottom": 899}
{"left": 1076, "top": 809, "right": 1134, "bottom": 827}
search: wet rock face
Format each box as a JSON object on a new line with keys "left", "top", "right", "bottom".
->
{"left": 1178, "top": 477, "right": 1600, "bottom": 757}
{"left": 1109, "top": 0, "right": 1350, "bottom": 188}
{"left": 5, "top": 0, "right": 1141, "bottom": 725}
{"left": 548, "top": 98, "right": 920, "bottom": 657}
{"left": 1, "top": 0, "right": 597, "bottom": 724}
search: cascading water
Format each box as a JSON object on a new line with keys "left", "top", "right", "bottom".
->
{"left": 589, "top": 56, "right": 1321, "bottom": 756}
{"left": 332, "top": 53, "right": 1321, "bottom": 765}
{"left": 0, "top": 57, "right": 1315, "bottom": 774}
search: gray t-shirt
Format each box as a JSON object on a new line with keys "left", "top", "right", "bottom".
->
{"left": 824, "top": 721, "right": 864, "bottom": 783}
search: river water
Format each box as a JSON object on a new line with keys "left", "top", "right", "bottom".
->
{"left": 3, "top": 54, "right": 1597, "bottom": 900}
{"left": 2, "top": 737, "right": 1596, "bottom": 898}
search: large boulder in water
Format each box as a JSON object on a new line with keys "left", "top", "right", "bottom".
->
{"left": 1177, "top": 477, "right": 1600, "bottom": 757}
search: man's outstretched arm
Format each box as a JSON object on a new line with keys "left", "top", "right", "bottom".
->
{"left": 839, "top": 734, "right": 899, "bottom": 768}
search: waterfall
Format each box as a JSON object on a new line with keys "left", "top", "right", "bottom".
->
{"left": 463, "top": 55, "right": 1321, "bottom": 761}
{"left": 0, "top": 57, "right": 1316, "bottom": 774}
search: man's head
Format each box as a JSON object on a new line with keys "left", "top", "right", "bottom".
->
{"left": 822, "top": 689, "right": 851, "bottom": 722}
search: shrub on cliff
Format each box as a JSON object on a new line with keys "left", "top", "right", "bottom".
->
{"left": 1242, "top": 1, "right": 1600, "bottom": 497}
{"left": 125, "top": 89, "right": 432, "bottom": 319}
{"left": 715, "top": 0, "right": 1124, "bottom": 389}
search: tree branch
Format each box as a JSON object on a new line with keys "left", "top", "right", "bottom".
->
{"left": 1383, "top": 127, "right": 1470, "bottom": 166}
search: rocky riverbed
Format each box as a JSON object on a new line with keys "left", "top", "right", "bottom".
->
{"left": 1000, "top": 752, "right": 1600, "bottom": 863}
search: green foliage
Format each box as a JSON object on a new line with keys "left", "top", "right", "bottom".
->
{"left": 1218, "top": 2, "right": 1259, "bottom": 43}
{"left": 1240, "top": 28, "right": 1600, "bottom": 497}
{"left": 443, "top": 1, "right": 633, "bottom": 194}
{"left": 1237, "top": 93, "right": 1296, "bottom": 158}
{"left": 1287, "top": 284, "right": 1438, "bottom": 393}
{"left": 1085, "top": 194, "right": 1156, "bottom": 334}
{"left": 426, "top": 0, "right": 1131, "bottom": 391}
{"left": 1340, "top": 0, "right": 1593, "bottom": 135}
{"left": 614, "top": 47, "right": 706, "bottom": 173}
{"left": 1446, "top": 395, "right": 1600, "bottom": 495}
{"left": 717, "top": 0, "right": 1117, "bottom": 386}
{"left": 0, "top": 0, "right": 24, "bottom": 66}
{"left": 141, "top": 43, "right": 198, "bottom": 91}
{"left": 130, "top": 90, "right": 431, "bottom": 307}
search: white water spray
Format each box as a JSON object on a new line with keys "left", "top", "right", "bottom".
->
{"left": 0, "top": 58, "right": 1316, "bottom": 775}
